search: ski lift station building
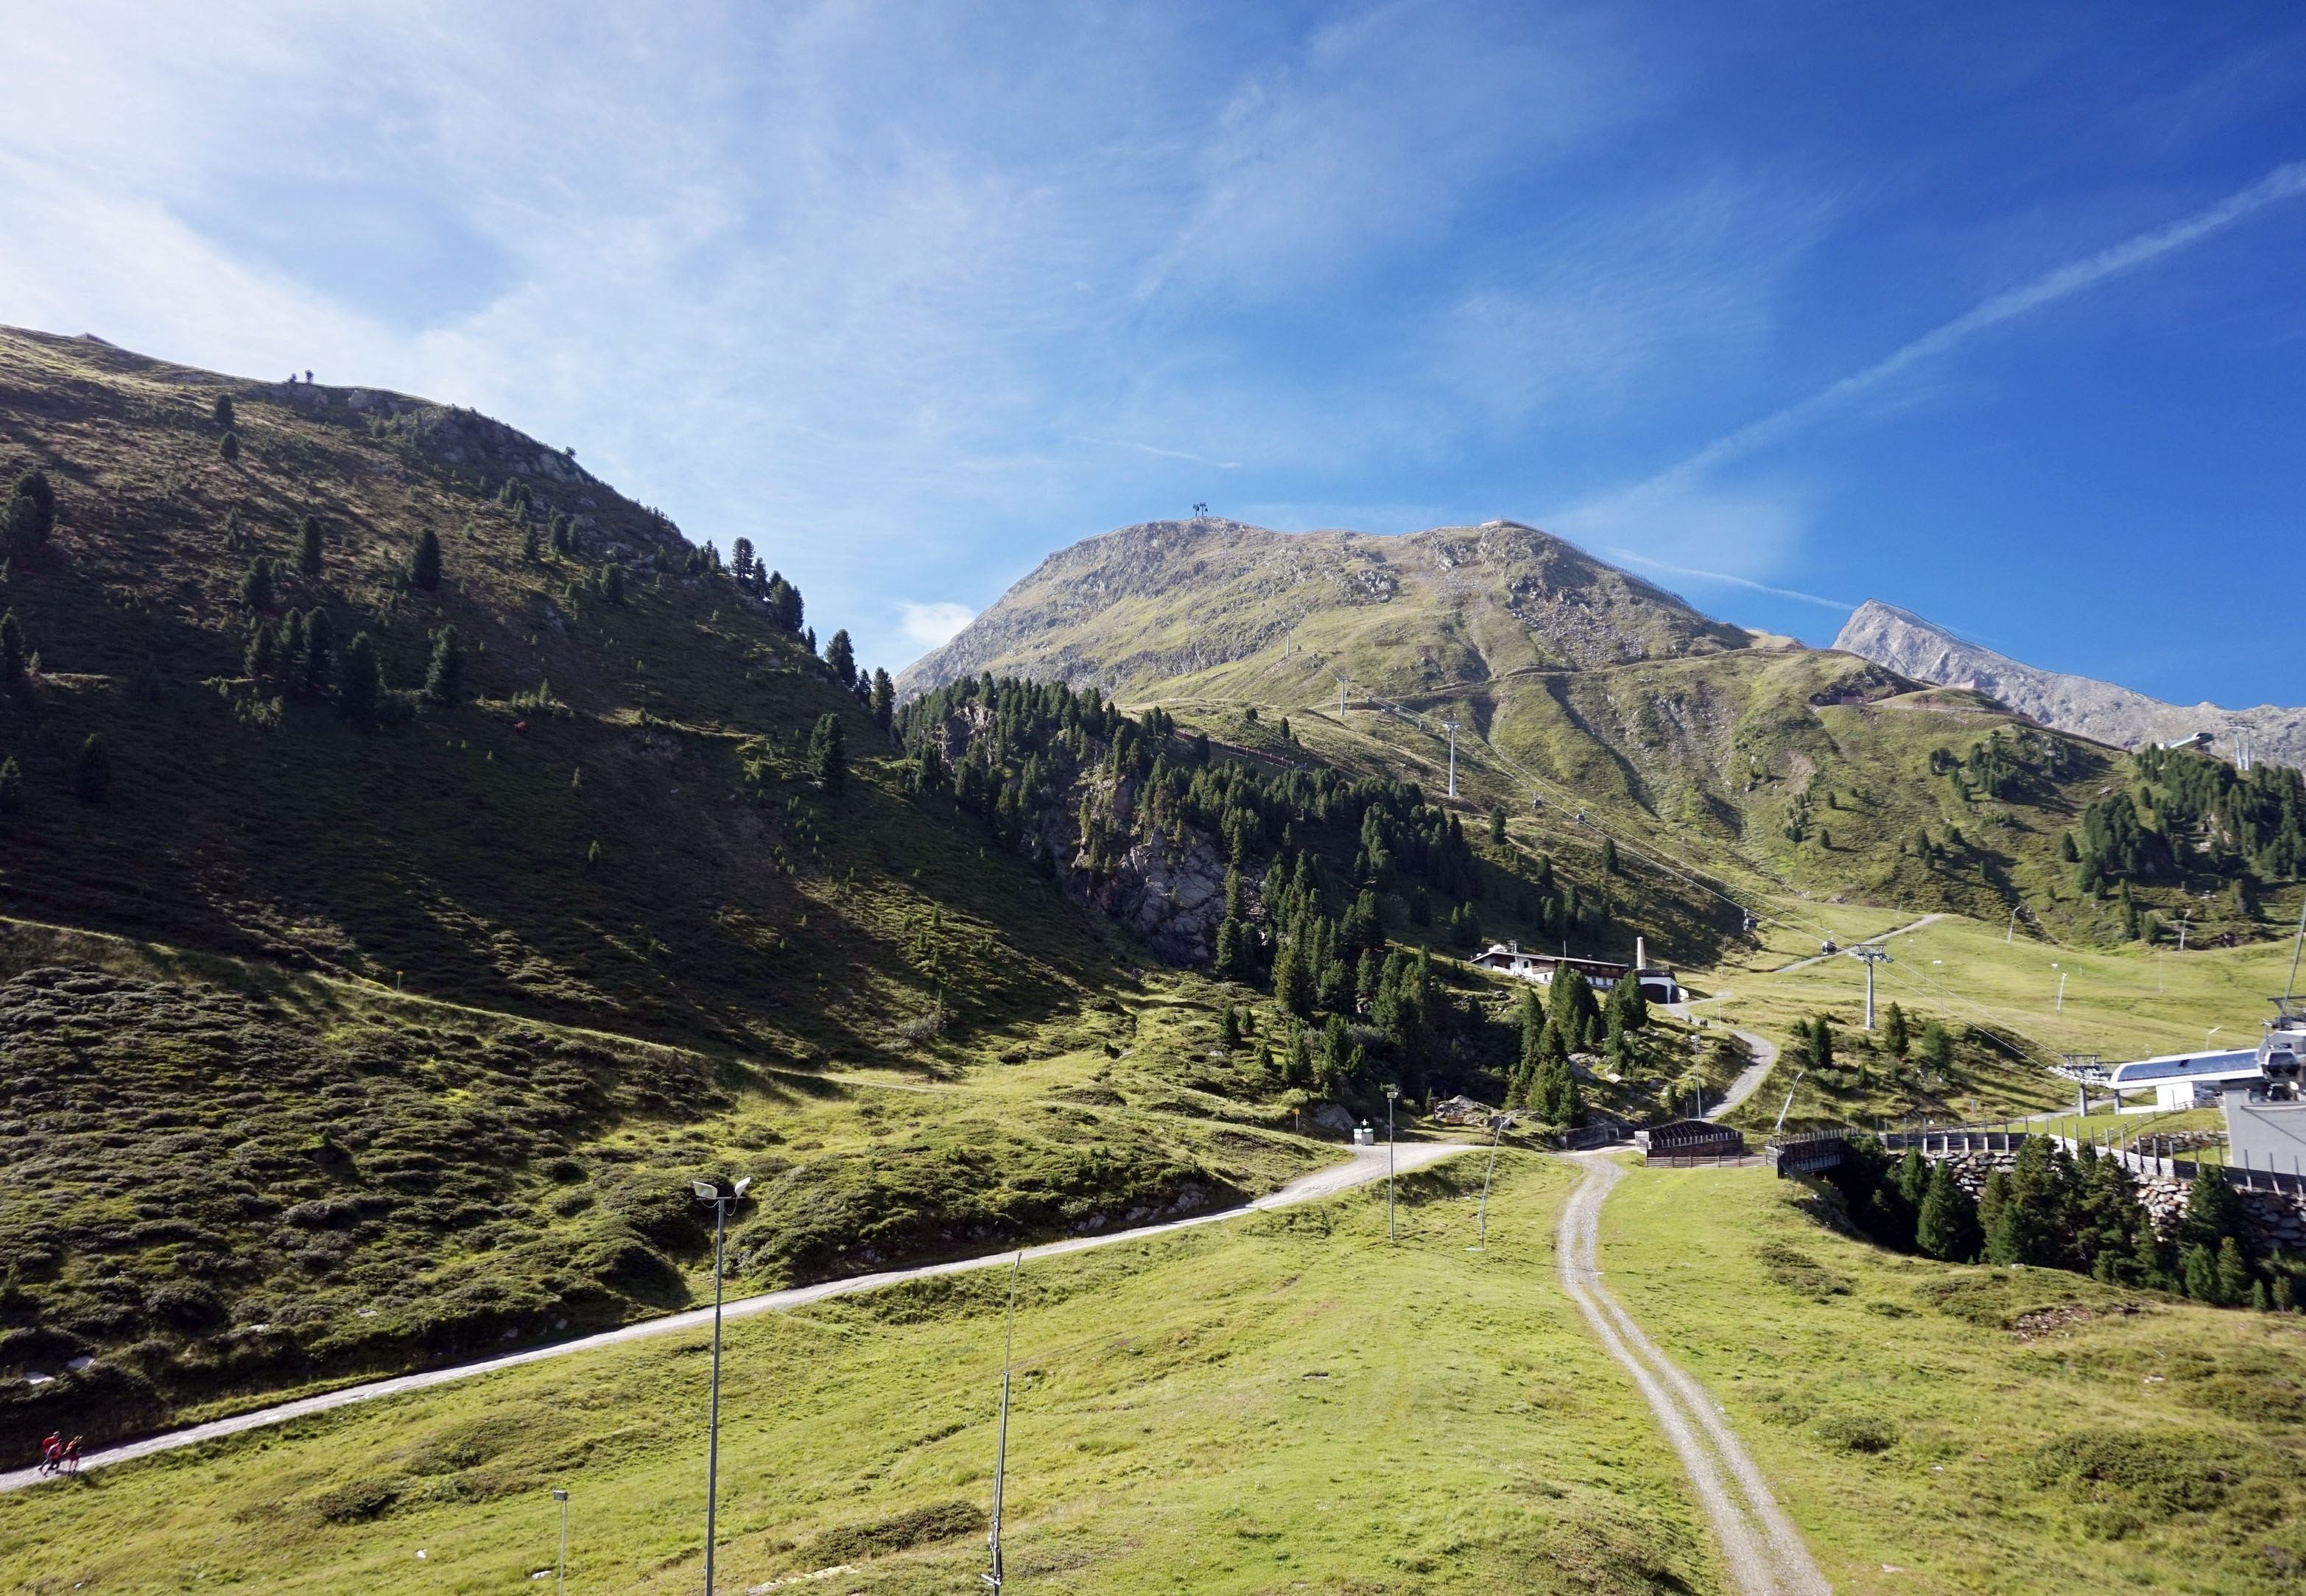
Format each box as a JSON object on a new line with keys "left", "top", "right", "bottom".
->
{"left": 2105, "top": 1047, "right": 2263, "bottom": 1110}
{"left": 1472, "top": 939, "right": 1682, "bottom": 1004}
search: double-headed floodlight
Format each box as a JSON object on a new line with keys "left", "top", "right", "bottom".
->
{"left": 692, "top": 1176, "right": 753, "bottom": 1596}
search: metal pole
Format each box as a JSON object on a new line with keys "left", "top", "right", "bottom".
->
{"left": 690, "top": 1177, "right": 748, "bottom": 1596}
{"left": 704, "top": 1200, "right": 725, "bottom": 1596}
{"left": 2287, "top": 891, "right": 2306, "bottom": 1002}
{"left": 2057, "top": 972, "right": 2067, "bottom": 1013}
{"left": 1385, "top": 1086, "right": 1399, "bottom": 1242}
{"left": 555, "top": 1490, "right": 569, "bottom": 1596}
{"left": 986, "top": 1254, "right": 1020, "bottom": 1592}
{"left": 1474, "top": 1119, "right": 1501, "bottom": 1249}
{"left": 1444, "top": 721, "right": 1460, "bottom": 799}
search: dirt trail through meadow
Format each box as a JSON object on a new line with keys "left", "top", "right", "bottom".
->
{"left": 1556, "top": 1153, "right": 1830, "bottom": 1595}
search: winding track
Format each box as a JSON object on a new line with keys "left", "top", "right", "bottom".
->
{"left": 1556, "top": 1153, "right": 1829, "bottom": 1595}
{"left": 1766, "top": 913, "right": 1944, "bottom": 974}
{"left": 0, "top": 1142, "right": 1472, "bottom": 1494}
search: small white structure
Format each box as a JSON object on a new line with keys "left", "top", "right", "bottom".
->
{"left": 2105, "top": 1047, "right": 2263, "bottom": 1111}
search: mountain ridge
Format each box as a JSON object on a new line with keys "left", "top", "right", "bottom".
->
{"left": 1834, "top": 598, "right": 2306, "bottom": 770}
{"left": 895, "top": 516, "right": 1752, "bottom": 702}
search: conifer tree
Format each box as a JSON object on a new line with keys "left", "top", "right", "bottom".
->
{"left": 71, "top": 733, "right": 110, "bottom": 803}
{"left": 338, "top": 633, "right": 382, "bottom": 724}
{"left": 603, "top": 563, "right": 625, "bottom": 604}
{"left": 1976, "top": 1168, "right": 2010, "bottom": 1259}
{"left": 298, "top": 516, "right": 323, "bottom": 575}
{"left": 218, "top": 431, "right": 239, "bottom": 463}
{"left": 0, "top": 611, "right": 21, "bottom": 685}
{"left": 1883, "top": 1001, "right": 1910, "bottom": 1060}
{"left": 1273, "top": 942, "right": 1312, "bottom": 1020}
{"left": 0, "top": 756, "right": 18, "bottom": 816}
{"left": 423, "top": 625, "right": 465, "bottom": 706}
{"left": 807, "top": 712, "right": 847, "bottom": 791}
{"left": 826, "top": 628, "right": 856, "bottom": 688}
{"left": 213, "top": 393, "right": 236, "bottom": 428}
{"left": 1600, "top": 836, "right": 1618, "bottom": 874}
{"left": 4, "top": 469, "right": 55, "bottom": 561}
{"left": 1284, "top": 1024, "right": 1312, "bottom": 1086}
{"left": 238, "top": 557, "right": 275, "bottom": 611}
{"left": 1220, "top": 1006, "right": 1240, "bottom": 1049}
{"left": 244, "top": 620, "right": 278, "bottom": 684}
{"left": 913, "top": 741, "right": 946, "bottom": 795}
{"left": 870, "top": 668, "right": 893, "bottom": 733}
{"left": 301, "top": 608, "right": 333, "bottom": 697}
{"left": 1916, "top": 1162, "right": 1980, "bottom": 1261}
{"left": 521, "top": 522, "right": 541, "bottom": 562}
{"left": 409, "top": 526, "right": 443, "bottom": 591}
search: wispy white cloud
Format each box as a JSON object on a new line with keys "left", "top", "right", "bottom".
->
{"left": 899, "top": 602, "right": 977, "bottom": 650}
{"left": 1075, "top": 437, "right": 1242, "bottom": 469}
{"left": 1604, "top": 548, "right": 1853, "bottom": 611}
{"left": 1610, "top": 158, "right": 2306, "bottom": 507}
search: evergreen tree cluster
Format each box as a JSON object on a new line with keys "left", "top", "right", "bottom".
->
{"left": 898, "top": 672, "right": 1601, "bottom": 1096}
{"left": 1827, "top": 1134, "right": 2295, "bottom": 1310}
{"left": 2132, "top": 743, "right": 2306, "bottom": 882}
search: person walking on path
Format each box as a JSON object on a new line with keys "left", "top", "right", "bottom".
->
{"left": 36, "top": 1435, "right": 59, "bottom": 1476}
{"left": 62, "top": 1438, "right": 80, "bottom": 1476}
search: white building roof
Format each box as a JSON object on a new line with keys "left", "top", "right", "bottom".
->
{"left": 2106, "top": 1048, "right": 2260, "bottom": 1086}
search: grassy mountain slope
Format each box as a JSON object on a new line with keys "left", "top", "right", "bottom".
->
{"left": 0, "top": 324, "right": 1122, "bottom": 1050}
{"left": 913, "top": 514, "right": 2306, "bottom": 975}
{"left": 0, "top": 330, "right": 1388, "bottom": 1450}
{"left": 896, "top": 516, "right": 1752, "bottom": 702}
{"left": 902, "top": 515, "right": 2160, "bottom": 952}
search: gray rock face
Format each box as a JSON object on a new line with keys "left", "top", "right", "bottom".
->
{"left": 1067, "top": 826, "right": 1228, "bottom": 966}
{"left": 1833, "top": 600, "right": 2306, "bottom": 770}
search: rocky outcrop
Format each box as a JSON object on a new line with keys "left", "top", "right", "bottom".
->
{"left": 1834, "top": 600, "right": 2306, "bottom": 770}
{"left": 1067, "top": 826, "right": 1228, "bottom": 966}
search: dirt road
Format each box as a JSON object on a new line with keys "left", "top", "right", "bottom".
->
{"left": 1, "top": 1141, "right": 1472, "bottom": 1493}
{"left": 1556, "top": 1153, "right": 1829, "bottom": 1595}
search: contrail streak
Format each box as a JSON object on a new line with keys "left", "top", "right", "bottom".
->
{"left": 1606, "top": 549, "right": 1852, "bottom": 610}
{"left": 1625, "top": 158, "right": 2306, "bottom": 501}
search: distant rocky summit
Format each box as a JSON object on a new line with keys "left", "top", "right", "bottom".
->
{"left": 896, "top": 517, "right": 1751, "bottom": 701}
{"left": 1834, "top": 600, "right": 2306, "bottom": 769}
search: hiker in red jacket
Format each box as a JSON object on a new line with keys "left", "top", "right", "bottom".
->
{"left": 62, "top": 1437, "right": 81, "bottom": 1475}
{"left": 38, "top": 1433, "right": 60, "bottom": 1475}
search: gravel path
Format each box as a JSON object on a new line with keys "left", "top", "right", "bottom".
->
{"left": 1, "top": 1140, "right": 1472, "bottom": 1494}
{"left": 1662, "top": 999, "right": 1778, "bottom": 1122}
{"left": 1765, "top": 913, "right": 1943, "bottom": 974}
{"left": 1556, "top": 1153, "right": 1830, "bottom": 1595}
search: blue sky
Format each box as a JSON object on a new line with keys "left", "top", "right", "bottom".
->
{"left": 2, "top": 3, "right": 2303, "bottom": 706}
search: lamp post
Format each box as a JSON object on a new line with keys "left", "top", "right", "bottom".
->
{"left": 1471, "top": 1116, "right": 1503, "bottom": 1251}
{"left": 552, "top": 1490, "right": 569, "bottom": 1596}
{"left": 1383, "top": 1084, "right": 1399, "bottom": 1242}
{"left": 691, "top": 1175, "right": 753, "bottom": 1596}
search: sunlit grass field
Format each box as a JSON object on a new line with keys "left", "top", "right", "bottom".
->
{"left": 1602, "top": 1159, "right": 2306, "bottom": 1594}
{"left": 0, "top": 1156, "right": 1723, "bottom": 1595}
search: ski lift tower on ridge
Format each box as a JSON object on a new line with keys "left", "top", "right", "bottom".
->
{"left": 1443, "top": 720, "right": 1460, "bottom": 799}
